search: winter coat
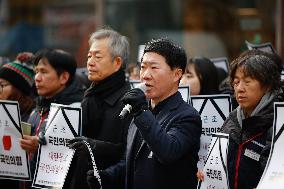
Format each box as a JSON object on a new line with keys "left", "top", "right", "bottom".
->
{"left": 66, "top": 70, "right": 132, "bottom": 189}
{"left": 103, "top": 92, "right": 202, "bottom": 189}
{"left": 220, "top": 90, "right": 284, "bottom": 189}
{"left": 26, "top": 78, "right": 83, "bottom": 188}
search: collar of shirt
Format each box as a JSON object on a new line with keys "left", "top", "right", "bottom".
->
{"left": 150, "top": 92, "right": 178, "bottom": 115}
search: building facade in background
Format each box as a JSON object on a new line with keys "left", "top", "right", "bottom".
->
{"left": 0, "top": 0, "right": 282, "bottom": 67}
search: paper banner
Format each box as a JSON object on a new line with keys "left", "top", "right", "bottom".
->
{"left": 210, "top": 57, "right": 229, "bottom": 73}
{"left": 129, "top": 80, "right": 141, "bottom": 89}
{"left": 137, "top": 45, "right": 145, "bottom": 62}
{"left": 178, "top": 85, "right": 190, "bottom": 103}
{"left": 245, "top": 41, "right": 276, "bottom": 54}
{"left": 198, "top": 133, "right": 230, "bottom": 189}
{"left": 190, "top": 95, "right": 232, "bottom": 170}
{"left": 257, "top": 102, "right": 284, "bottom": 189}
{"left": 32, "top": 103, "right": 81, "bottom": 189}
{"left": 0, "top": 100, "right": 31, "bottom": 181}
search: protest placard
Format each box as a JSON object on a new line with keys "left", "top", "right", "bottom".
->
{"left": 129, "top": 80, "right": 141, "bottom": 89}
{"left": 32, "top": 103, "right": 81, "bottom": 189}
{"left": 190, "top": 95, "right": 232, "bottom": 170}
{"left": 210, "top": 57, "right": 229, "bottom": 73}
{"left": 0, "top": 100, "right": 30, "bottom": 181}
{"left": 245, "top": 41, "right": 276, "bottom": 54}
{"left": 137, "top": 45, "right": 145, "bottom": 62}
{"left": 257, "top": 102, "right": 284, "bottom": 189}
{"left": 178, "top": 85, "right": 190, "bottom": 103}
{"left": 198, "top": 133, "right": 229, "bottom": 189}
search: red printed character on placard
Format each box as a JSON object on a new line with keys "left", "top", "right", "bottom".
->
{"left": 2, "top": 135, "right": 12, "bottom": 150}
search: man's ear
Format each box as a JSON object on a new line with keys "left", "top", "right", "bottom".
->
{"left": 173, "top": 68, "right": 183, "bottom": 83}
{"left": 113, "top": 57, "right": 122, "bottom": 72}
{"left": 59, "top": 71, "right": 70, "bottom": 85}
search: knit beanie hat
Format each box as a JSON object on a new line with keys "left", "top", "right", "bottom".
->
{"left": 0, "top": 61, "right": 35, "bottom": 95}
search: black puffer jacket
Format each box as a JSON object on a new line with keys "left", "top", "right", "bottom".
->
{"left": 221, "top": 90, "right": 284, "bottom": 189}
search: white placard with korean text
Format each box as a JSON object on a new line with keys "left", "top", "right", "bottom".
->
{"left": 198, "top": 133, "right": 229, "bottom": 189}
{"left": 190, "top": 95, "right": 232, "bottom": 170}
{"left": 0, "top": 100, "right": 31, "bottom": 181}
{"left": 257, "top": 102, "right": 284, "bottom": 189}
{"left": 32, "top": 103, "right": 81, "bottom": 189}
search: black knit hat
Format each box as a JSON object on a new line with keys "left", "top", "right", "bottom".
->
{"left": 0, "top": 61, "right": 35, "bottom": 95}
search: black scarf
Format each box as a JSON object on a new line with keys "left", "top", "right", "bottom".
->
{"left": 82, "top": 69, "right": 126, "bottom": 137}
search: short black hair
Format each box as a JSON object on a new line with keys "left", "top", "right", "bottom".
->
{"left": 33, "top": 49, "right": 77, "bottom": 85}
{"left": 229, "top": 49, "right": 281, "bottom": 90}
{"left": 142, "top": 38, "right": 187, "bottom": 74}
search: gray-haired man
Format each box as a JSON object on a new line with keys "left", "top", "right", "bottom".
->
{"left": 66, "top": 27, "right": 132, "bottom": 189}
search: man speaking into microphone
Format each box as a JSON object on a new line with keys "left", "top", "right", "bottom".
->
{"left": 87, "top": 38, "right": 202, "bottom": 189}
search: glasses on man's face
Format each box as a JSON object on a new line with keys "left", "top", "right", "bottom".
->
{"left": 0, "top": 83, "right": 10, "bottom": 93}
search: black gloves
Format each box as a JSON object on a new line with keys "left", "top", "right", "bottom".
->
{"left": 67, "top": 136, "right": 96, "bottom": 156}
{"left": 121, "top": 88, "right": 147, "bottom": 117}
{"left": 87, "top": 169, "right": 102, "bottom": 189}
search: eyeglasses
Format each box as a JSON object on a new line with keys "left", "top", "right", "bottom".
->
{"left": 0, "top": 83, "right": 10, "bottom": 93}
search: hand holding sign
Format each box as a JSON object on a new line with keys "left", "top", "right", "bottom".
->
{"left": 20, "top": 135, "right": 39, "bottom": 153}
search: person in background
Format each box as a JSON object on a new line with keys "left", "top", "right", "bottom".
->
{"left": 0, "top": 52, "right": 35, "bottom": 189}
{"left": 66, "top": 27, "right": 132, "bottom": 189}
{"left": 126, "top": 62, "right": 140, "bottom": 81}
{"left": 180, "top": 57, "right": 219, "bottom": 95}
{"left": 197, "top": 49, "right": 284, "bottom": 189}
{"left": 19, "top": 48, "right": 84, "bottom": 188}
{"left": 86, "top": 38, "right": 202, "bottom": 189}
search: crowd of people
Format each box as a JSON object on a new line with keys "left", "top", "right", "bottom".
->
{"left": 0, "top": 26, "right": 283, "bottom": 189}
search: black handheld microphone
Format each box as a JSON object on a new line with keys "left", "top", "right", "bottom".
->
{"left": 119, "top": 83, "right": 146, "bottom": 119}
